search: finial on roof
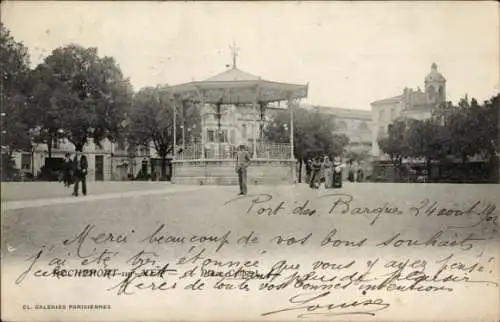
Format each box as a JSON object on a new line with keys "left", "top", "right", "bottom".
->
{"left": 431, "top": 62, "right": 438, "bottom": 70}
{"left": 230, "top": 40, "right": 239, "bottom": 69}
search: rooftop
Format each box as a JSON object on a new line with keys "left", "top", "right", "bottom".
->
{"left": 302, "top": 104, "right": 372, "bottom": 120}
{"left": 204, "top": 67, "right": 261, "bottom": 82}
{"left": 371, "top": 95, "right": 403, "bottom": 105}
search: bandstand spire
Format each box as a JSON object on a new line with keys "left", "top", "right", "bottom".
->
{"left": 230, "top": 41, "right": 239, "bottom": 68}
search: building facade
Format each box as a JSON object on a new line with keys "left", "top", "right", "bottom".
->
{"left": 10, "top": 137, "right": 173, "bottom": 181}
{"left": 371, "top": 63, "right": 447, "bottom": 157}
{"left": 11, "top": 138, "right": 115, "bottom": 181}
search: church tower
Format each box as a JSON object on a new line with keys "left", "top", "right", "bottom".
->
{"left": 424, "top": 63, "right": 446, "bottom": 105}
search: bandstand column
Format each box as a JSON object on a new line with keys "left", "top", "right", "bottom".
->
{"left": 200, "top": 91, "right": 206, "bottom": 160}
{"left": 181, "top": 100, "right": 186, "bottom": 152}
{"left": 288, "top": 95, "right": 295, "bottom": 160}
{"left": 252, "top": 87, "right": 258, "bottom": 158}
{"left": 173, "top": 94, "right": 177, "bottom": 160}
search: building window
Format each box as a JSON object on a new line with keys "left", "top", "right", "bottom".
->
{"left": 337, "top": 121, "right": 347, "bottom": 131}
{"left": 219, "top": 129, "right": 229, "bottom": 143}
{"left": 207, "top": 129, "right": 215, "bottom": 143}
{"left": 390, "top": 108, "right": 397, "bottom": 120}
{"left": 117, "top": 141, "right": 126, "bottom": 151}
{"left": 139, "top": 146, "right": 149, "bottom": 156}
{"left": 21, "top": 153, "right": 31, "bottom": 171}
{"left": 379, "top": 110, "right": 385, "bottom": 121}
{"left": 438, "top": 86, "right": 444, "bottom": 100}
{"left": 52, "top": 138, "right": 60, "bottom": 149}
{"left": 241, "top": 124, "right": 247, "bottom": 139}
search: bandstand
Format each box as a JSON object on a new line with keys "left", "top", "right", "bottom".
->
{"left": 169, "top": 47, "right": 308, "bottom": 185}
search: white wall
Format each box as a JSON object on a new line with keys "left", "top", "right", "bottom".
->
{"left": 371, "top": 101, "right": 404, "bottom": 157}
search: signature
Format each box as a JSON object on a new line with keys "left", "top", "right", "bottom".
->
{"left": 260, "top": 291, "right": 390, "bottom": 318}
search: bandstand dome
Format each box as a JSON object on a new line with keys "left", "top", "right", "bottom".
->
{"left": 170, "top": 66, "right": 308, "bottom": 104}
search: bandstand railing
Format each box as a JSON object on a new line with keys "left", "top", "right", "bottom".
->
{"left": 176, "top": 143, "right": 292, "bottom": 160}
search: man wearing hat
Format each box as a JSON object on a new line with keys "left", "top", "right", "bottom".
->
{"left": 235, "top": 144, "right": 251, "bottom": 195}
{"left": 72, "top": 144, "right": 88, "bottom": 196}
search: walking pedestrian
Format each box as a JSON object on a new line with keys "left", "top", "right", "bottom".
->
{"left": 305, "top": 159, "right": 312, "bottom": 184}
{"left": 348, "top": 160, "right": 355, "bottom": 182}
{"left": 72, "top": 145, "right": 88, "bottom": 196}
{"left": 235, "top": 144, "right": 251, "bottom": 195}
{"left": 63, "top": 152, "right": 73, "bottom": 188}
{"left": 357, "top": 160, "right": 365, "bottom": 182}
{"left": 323, "top": 156, "right": 333, "bottom": 188}
{"left": 309, "top": 157, "right": 322, "bottom": 189}
{"left": 332, "top": 156, "right": 343, "bottom": 188}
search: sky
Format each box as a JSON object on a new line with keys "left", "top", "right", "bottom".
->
{"left": 2, "top": 1, "right": 499, "bottom": 110}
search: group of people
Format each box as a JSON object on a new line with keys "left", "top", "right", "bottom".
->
{"left": 234, "top": 145, "right": 366, "bottom": 195}
{"left": 61, "top": 146, "right": 88, "bottom": 196}
{"left": 305, "top": 156, "right": 343, "bottom": 189}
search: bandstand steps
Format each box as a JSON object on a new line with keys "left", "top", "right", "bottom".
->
{"left": 172, "top": 159, "right": 295, "bottom": 185}
{"left": 172, "top": 176, "right": 291, "bottom": 185}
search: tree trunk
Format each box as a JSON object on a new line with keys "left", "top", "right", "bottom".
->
{"left": 160, "top": 154, "right": 167, "bottom": 180}
{"left": 298, "top": 158, "right": 303, "bottom": 183}
{"left": 31, "top": 147, "right": 35, "bottom": 176}
{"left": 47, "top": 135, "right": 53, "bottom": 159}
{"left": 461, "top": 154, "right": 467, "bottom": 183}
{"left": 426, "top": 157, "right": 432, "bottom": 183}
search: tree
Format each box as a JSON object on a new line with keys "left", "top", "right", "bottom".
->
{"left": 378, "top": 119, "right": 408, "bottom": 165}
{"left": 265, "top": 106, "right": 348, "bottom": 160}
{"left": 0, "top": 23, "right": 34, "bottom": 179}
{"left": 0, "top": 23, "right": 33, "bottom": 154}
{"left": 481, "top": 94, "right": 499, "bottom": 159}
{"left": 126, "top": 86, "right": 175, "bottom": 179}
{"left": 30, "top": 44, "right": 133, "bottom": 154}
{"left": 405, "top": 119, "right": 451, "bottom": 180}
{"left": 445, "top": 94, "right": 499, "bottom": 180}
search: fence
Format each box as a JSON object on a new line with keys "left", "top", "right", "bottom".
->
{"left": 371, "top": 159, "right": 499, "bottom": 183}
{"left": 177, "top": 143, "right": 292, "bottom": 160}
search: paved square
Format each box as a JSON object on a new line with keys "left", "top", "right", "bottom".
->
{"left": 1, "top": 182, "right": 499, "bottom": 321}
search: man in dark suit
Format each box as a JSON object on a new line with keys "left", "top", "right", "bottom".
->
{"left": 72, "top": 145, "right": 88, "bottom": 196}
{"left": 235, "top": 144, "right": 251, "bottom": 195}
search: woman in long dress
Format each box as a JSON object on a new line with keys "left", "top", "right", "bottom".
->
{"left": 305, "top": 159, "right": 312, "bottom": 184}
{"left": 323, "top": 156, "right": 333, "bottom": 188}
{"left": 309, "top": 157, "right": 322, "bottom": 189}
{"left": 347, "top": 160, "right": 355, "bottom": 182}
{"left": 332, "top": 156, "right": 343, "bottom": 188}
{"left": 357, "top": 160, "right": 365, "bottom": 182}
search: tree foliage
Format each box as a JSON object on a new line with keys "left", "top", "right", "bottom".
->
{"left": 378, "top": 119, "right": 408, "bottom": 164}
{"left": 380, "top": 94, "right": 499, "bottom": 167}
{"left": 446, "top": 94, "right": 498, "bottom": 162}
{"left": 0, "top": 23, "right": 33, "bottom": 153}
{"left": 405, "top": 119, "right": 451, "bottom": 163}
{"left": 30, "top": 44, "right": 133, "bottom": 151}
{"left": 264, "top": 106, "right": 349, "bottom": 160}
{"left": 126, "top": 86, "right": 175, "bottom": 177}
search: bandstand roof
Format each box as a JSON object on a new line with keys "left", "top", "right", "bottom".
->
{"left": 170, "top": 67, "right": 308, "bottom": 104}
